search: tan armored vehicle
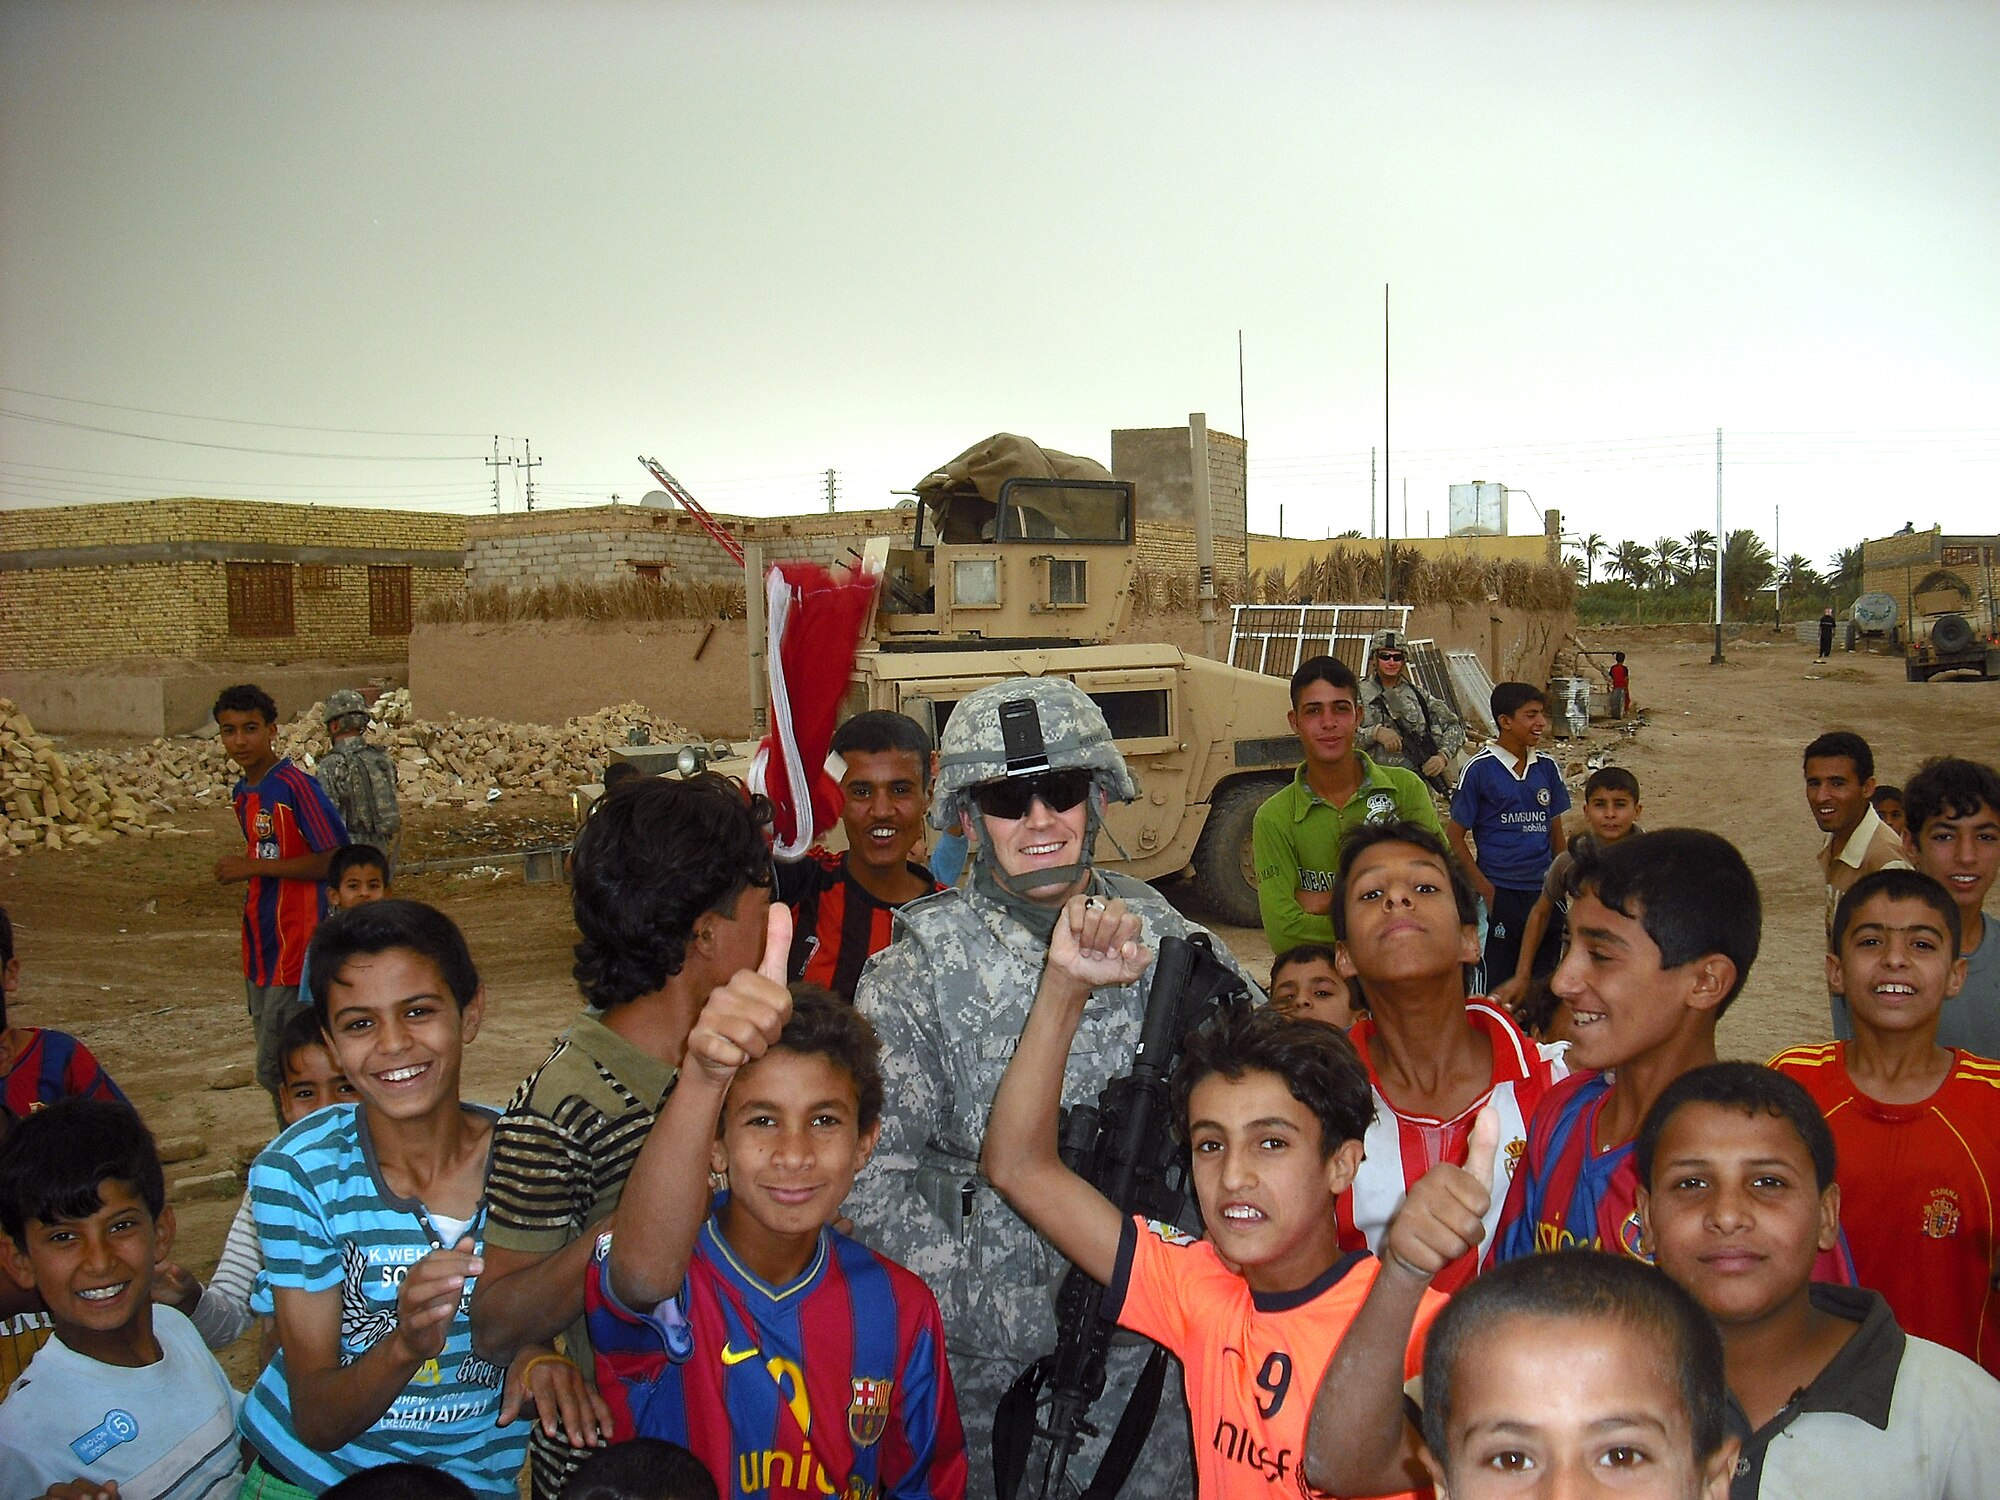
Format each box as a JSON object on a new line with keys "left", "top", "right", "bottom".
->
{"left": 602, "top": 435, "right": 1303, "bottom": 926}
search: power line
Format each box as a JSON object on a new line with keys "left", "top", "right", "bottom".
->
{"left": 0, "top": 384, "right": 499, "bottom": 440}
{"left": 0, "top": 408, "right": 486, "bottom": 460}
{"left": 0, "top": 460, "right": 489, "bottom": 495}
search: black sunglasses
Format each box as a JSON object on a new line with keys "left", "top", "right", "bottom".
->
{"left": 1376, "top": 651, "right": 1406, "bottom": 662}
{"left": 970, "top": 769, "right": 1094, "bottom": 820}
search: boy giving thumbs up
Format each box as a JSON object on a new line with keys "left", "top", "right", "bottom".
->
{"left": 583, "top": 902, "right": 969, "bottom": 1500}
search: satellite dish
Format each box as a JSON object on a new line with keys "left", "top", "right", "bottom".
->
{"left": 639, "top": 490, "right": 674, "bottom": 510}
{"left": 1851, "top": 592, "right": 1899, "bottom": 631}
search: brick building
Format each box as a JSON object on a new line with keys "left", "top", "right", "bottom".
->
{"left": 1860, "top": 527, "right": 2000, "bottom": 619}
{"left": 0, "top": 498, "right": 467, "bottom": 671}
{"left": 467, "top": 423, "right": 1252, "bottom": 594}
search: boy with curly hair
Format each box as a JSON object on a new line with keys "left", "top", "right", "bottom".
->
{"left": 470, "top": 774, "right": 776, "bottom": 1500}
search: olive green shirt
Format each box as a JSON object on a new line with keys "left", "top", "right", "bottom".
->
{"left": 1252, "top": 751, "right": 1442, "bottom": 955}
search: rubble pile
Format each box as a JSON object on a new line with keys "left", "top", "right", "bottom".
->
{"left": 0, "top": 699, "right": 184, "bottom": 856}
{"left": 72, "top": 690, "right": 697, "bottom": 814}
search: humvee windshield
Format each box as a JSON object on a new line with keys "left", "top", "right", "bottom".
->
{"left": 915, "top": 478, "right": 1132, "bottom": 548}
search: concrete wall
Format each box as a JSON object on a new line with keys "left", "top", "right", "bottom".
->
{"left": 0, "top": 499, "right": 467, "bottom": 671}
{"left": 1111, "top": 425, "right": 1249, "bottom": 583}
{"left": 1, "top": 662, "right": 407, "bottom": 737}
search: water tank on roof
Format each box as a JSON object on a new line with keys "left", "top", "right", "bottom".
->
{"left": 1448, "top": 481, "right": 1507, "bottom": 537}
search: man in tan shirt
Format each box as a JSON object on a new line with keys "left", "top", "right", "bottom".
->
{"left": 1805, "top": 729, "right": 1910, "bottom": 1035}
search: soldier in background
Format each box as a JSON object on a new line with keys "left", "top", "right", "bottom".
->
{"left": 314, "top": 688, "right": 402, "bottom": 869}
{"left": 848, "top": 676, "right": 1259, "bottom": 1500}
{"left": 1358, "top": 628, "right": 1464, "bottom": 792}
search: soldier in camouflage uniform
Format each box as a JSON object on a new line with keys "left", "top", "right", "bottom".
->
{"left": 1358, "top": 628, "right": 1465, "bottom": 790}
{"left": 849, "top": 677, "right": 1260, "bottom": 1500}
{"left": 313, "top": 688, "right": 402, "bottom": 868}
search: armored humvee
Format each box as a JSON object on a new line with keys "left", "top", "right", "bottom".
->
{"left": 601, "top": 435, "right": 1304, "bottom": 927}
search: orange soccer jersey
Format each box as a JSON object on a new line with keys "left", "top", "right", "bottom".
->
{"left": 1770, "top": 1042, "right": 2000, "bottom": 1376}
{"left": 1105, "top": 1217, "right": 1444, "bottom": 1500}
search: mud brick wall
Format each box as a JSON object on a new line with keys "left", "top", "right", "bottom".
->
{"left": 0, "top": 499, "right": 467, "bottom": 670}
{"left": 465, "top": 506, "right": 911, "bottom": 589}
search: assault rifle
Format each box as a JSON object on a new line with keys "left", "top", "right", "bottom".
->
{"left": 991, "top": 933, "right": 1256, "bottom": 1500}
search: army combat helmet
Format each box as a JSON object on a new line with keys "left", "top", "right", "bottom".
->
{"left": 323, "top": 688, "right": 370, "bottom": 736}
{"left": 933, "top": 676, "right": 1137, "bottom": 895}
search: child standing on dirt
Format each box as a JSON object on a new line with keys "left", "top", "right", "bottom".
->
{"left": 211, "top": 683, "right": 347, "bottom": 1100}
{"left": 294, "top": 843, "right": 394, "bottom": 1027}
{"left": 1447, "top": 681, "right": 1570, "bottom": 990}
{"left": 1607, "top": 650, "right": 1631, "bottom": 719}
{"left": 1492, "top": 765, "right": 1645, "bottom": 1023}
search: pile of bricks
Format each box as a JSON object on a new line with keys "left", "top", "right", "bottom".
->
{"left": 72, "top": 692, "right": 697, "bottom": 813}
{"left": 0, "top": 699, "right": 183, "bottom": 856}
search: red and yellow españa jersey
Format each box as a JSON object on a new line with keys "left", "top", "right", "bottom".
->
{"left": 1771, "top": 1041, "right": 2000, "bottom": 1377}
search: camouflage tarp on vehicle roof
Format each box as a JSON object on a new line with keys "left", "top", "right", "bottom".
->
{"left": 913, "top": 433, "right": 1123, "bottom": 543}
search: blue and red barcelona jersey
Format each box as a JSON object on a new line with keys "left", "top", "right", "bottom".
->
{"left": 1495, "top": 1071, "right": 1646, "bottom": 1260}
{"left": 0, "top": 1028, "right": 127, "bottom": 1117}
{"left": 585, "top": 1207, "right": 966, "bottom": 1500}
{"left": 232, "top": 757, "right": 346, "bottom": 986}
{"left": 1495, "top": 1071, "right": 1856, "bottom": 1283}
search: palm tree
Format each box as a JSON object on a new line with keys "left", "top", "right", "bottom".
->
{"left": 1650, "top": 536, "right": 1688, "bottom": 587}
{"left": 1778, "top": 553, "right": 1820, "bottom": 590}
{"left": 1827, "top": 544, "right": 1863, "bottom": 601}
{"left": 1684, "top": 529, "right": 1717, "bottom": 576}
{"left": 1610, "top": 540, "right": 1652, "bottom": 586}
{"left": 1721, "top": 528, "right": 1774, "bottom": 611}
{"left": 1579, "top": 533, "right": 1605, "bottom": 584}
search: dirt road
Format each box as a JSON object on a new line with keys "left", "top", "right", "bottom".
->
{"left": 2, "top": 630, "right": 1992, "bottom": 1376}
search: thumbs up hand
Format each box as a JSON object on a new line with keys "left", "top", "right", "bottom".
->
{"left": 685, "top": 902, "right": 796, "bottom": 1087}
{"left": 1380, "top": 1102, "right": 1504, "bottom": 1283}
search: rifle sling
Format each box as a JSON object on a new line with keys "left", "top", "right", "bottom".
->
{"left": 991, "top": 1344, "right": 1171, "bottom": 1500}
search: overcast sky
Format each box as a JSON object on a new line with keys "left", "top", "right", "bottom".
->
{"left": 4, "top": 0, "right": 1996, "bottom": 568}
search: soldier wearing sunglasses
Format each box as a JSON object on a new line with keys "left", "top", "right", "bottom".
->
{"left": 847, "top": 676, "right": 1260, "bottom": 1500}
{"left": 1359, "top": 628, "right": 1465, "bottom": 792}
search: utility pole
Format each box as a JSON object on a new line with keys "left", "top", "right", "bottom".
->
{"left": 485, "top": 436, "right": 507, "bottom": 513}
{"left": 1383, "top": 282, "right": 1392, "bottom": 608}
{"left": 1402, "top": 478, "right": 1408, "bottom": 539}
{"left": 1710, "top": 428, "right": 1724, "bottom": 663}
{"left": 1773, "top": 504, "right": 1782, "bottom": 630}
{"left": 521, "top": 439, "right": 541, "bottom": 512}
{"left": 1190, "top": 412, "right": 1218, "bottom": 659}
{"left": 1369, "top": 448, "right": 1377, "bottom": 538}
{"left": 823, "top": 468, "right": 838, "bottom": 513}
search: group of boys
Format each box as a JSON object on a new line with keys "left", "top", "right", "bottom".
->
{"left": 6, "top": 652, "right": 2000, "bottom": 1500}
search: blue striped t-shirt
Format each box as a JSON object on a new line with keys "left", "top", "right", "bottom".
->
{"left": 240, "top": 1102, "right": 524, "bottom": 1497}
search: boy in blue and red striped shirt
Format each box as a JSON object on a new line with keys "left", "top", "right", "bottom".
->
{"left": 586, "top": 907, "right": 965, "bottom": 1500}
{"left": 211, "top": 683, "right": 346, "bottom": 1099}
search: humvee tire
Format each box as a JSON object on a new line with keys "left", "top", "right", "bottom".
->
{"left": 1188, "top": 775, "right": 1288, "bottom": 929}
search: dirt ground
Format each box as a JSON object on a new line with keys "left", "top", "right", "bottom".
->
{"left": 2, "top": 630, "right": 1993, "bottom": 1387}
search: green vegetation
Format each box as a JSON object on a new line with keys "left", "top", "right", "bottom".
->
{"left": 1568, "top": 528, "right": 1861, "bottom": 625}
